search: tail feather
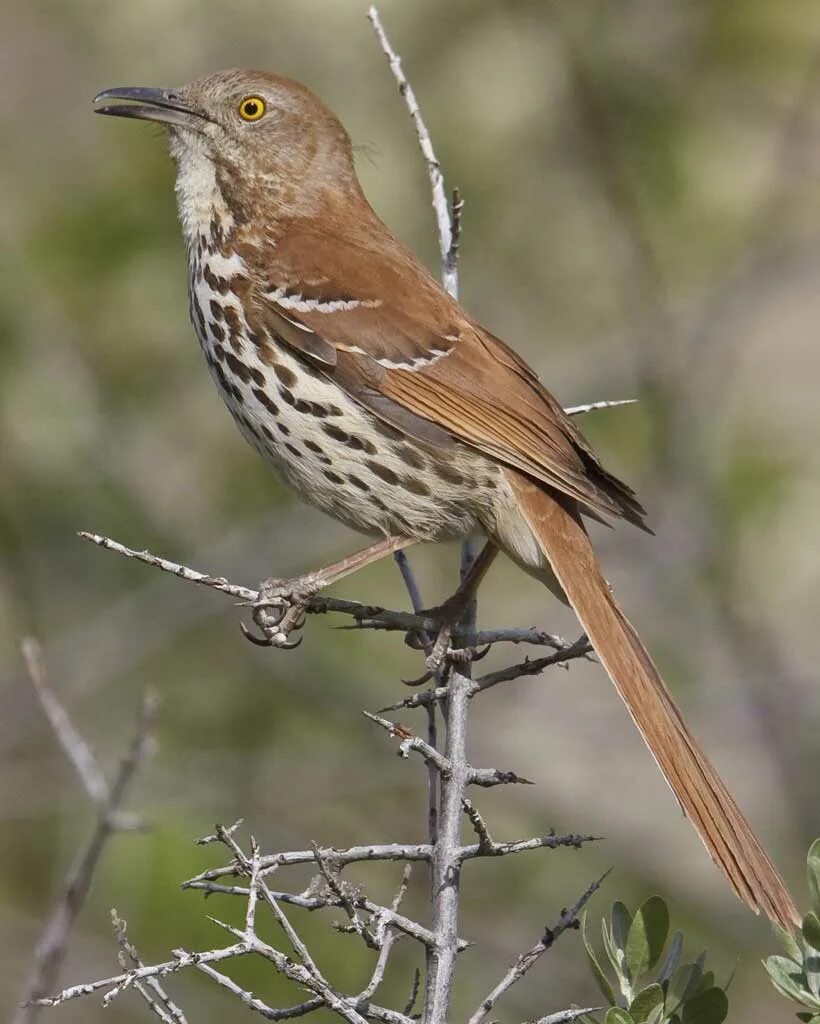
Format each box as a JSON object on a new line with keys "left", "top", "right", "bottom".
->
{"left": 506, "top": 470, "right": 799, "bottom": 932}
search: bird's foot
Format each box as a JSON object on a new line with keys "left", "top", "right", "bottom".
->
{"left": 403, "top": 592, "right": 488, "bottom": 685}
{"left": 240, "top": 575, "right": 319, "bottom": 649}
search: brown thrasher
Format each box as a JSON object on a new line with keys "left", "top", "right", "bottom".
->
{"left": 94, "top": 70, "right": 798, "bottom": 930}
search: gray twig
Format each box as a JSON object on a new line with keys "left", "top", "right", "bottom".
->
{"left": 466, "top": 871, "right": 611, "bottom": 1024}
{"left": 532, "top": 1011, "right": 603, "bottom": 1024}
{"left": 112, "top": 911, "right": 188, "bottom": 1024}
{"left": 367, "top": 5, "right": 458, "bottom": 298}
{"left": 16, "top": 647, "right": 156, "bottom": 1024}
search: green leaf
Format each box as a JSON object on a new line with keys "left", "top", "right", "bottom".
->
{"left": 646, "top": 1007, "right": 665, "bottom": 1024}
{"left": 681, "top": 986, "right": 729, "bottom": 1024}
{"left": 657, "top": 931, "right": 683, "bottom": 985}
{"left": 808, "top": 839, "right": 820, "bottom": 918}
{"left": 626, "top": 897, "right": 670, "bottom": 980}
{"left": 669, "top": 963, "right": 703, "bottom": 1008}
{"left": 629, "top": 983, "right": 664, "bottom": 1022}
{"left": 764, "top": 954, "right": 810, "bottom": 1004}
{"left": 605, "top": 1009, "right": 634, "bottom": 1024}
{"left": 775, "top": 923, "right": 804, "bottom": 963}
{"left": 612, "top": 903, "right": 633, "bottom": 956}
{"left": 804, "top": 912, "right": 820, "bottom": 953}
{"left": 583, "top": 913, "right": 617, "bottom": 1005}
{"left": 794, "top": 1014, "right": 817, "bottom": 1022}
{"left": 603, "top": 919, "right": 620, "bottom": 971}
{"left": 805, "top": 949, "right": 820, "bottom": 1000}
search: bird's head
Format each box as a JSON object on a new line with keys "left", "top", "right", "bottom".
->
{"left": 94, "top": 69, "right": 359, "bottom": 241}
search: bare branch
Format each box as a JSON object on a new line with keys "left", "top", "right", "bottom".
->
{"left": 112, "top": 911, "right": 188, "bottom": 1024}
{"left": 423, "top": 672, "right": 473, "bottom": 1024}
{"left": 466, "top": 871, "right": 611, "bottom": 1024}
{"left": 191, "top": 960, "right": 324, "bottom": 1024}
{"left": 183, "top": 841, "right": 431, "bottom": 888}
{"left": 363, "top": 710, "right": 451, "bottom": 774}
{"left": 79, "top": 531, "right": 257, "bottom": 601}
{"left": 474, "top": 638, "right": 593, "bottom": 692}
{"left": 565, "top": 398, "right": 636, "bottom": 416}
{"left": 16, "top": 685, "right": 157, "bottom": 1022}
{"left": 461, "top": 830, "right": 601, "bottom": 861}
{"left": 311, "top": 840, "right": 377, "bottom": 949}
{"left": 367, "top": 6, "right": 457, "bottom": 296}
{"left": 532, "top": 1011, "right": 603, "bottom": 1024}
{"left": 30, "top": 944, "right": 249, "bottom": 1008}
{"left": 21, "top": 638, "right": 109, "bottom": 805}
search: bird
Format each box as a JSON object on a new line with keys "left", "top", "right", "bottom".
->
{"left": 93, "top": 69, "right": 799, "bottom": 931}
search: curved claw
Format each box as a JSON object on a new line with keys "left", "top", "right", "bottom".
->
{"left": 402, "top": 668, "right": 435, "bottom": 687}
{"left": 472, "top": 643, "right": 492, "bottom": 663}
{"left": 278, "top": 633, "right": 304, "bottom": 651}
{"left": 240, "top": 620, "right": 275, "bottom": 647}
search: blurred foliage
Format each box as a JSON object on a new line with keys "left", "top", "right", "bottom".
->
{"left": 581, "top": 896, "right": 729, "bottom": 1024}
{"left": 764, "top": 839, "right": 820, "bottom": 1022}
{"left": 3, "top": 1, "right": 820, "bottom": 1022}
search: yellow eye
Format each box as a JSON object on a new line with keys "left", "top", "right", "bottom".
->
{"left": 238, "top": 96, "right": 266, "bottom": 122}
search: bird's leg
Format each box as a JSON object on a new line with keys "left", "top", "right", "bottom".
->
{"left": 242, "top": 536, "right": 416, "bottom": 649}
{"left": 406, "top": 542, "right": 499, "bottom": 676}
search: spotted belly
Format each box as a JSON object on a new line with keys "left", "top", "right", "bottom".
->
{"left": 187, "top": 266, "right": 505, "bottom": 542}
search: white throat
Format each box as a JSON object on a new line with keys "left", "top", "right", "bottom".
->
{"left": 170, "top": 137, "right": 234, "bottom": 251}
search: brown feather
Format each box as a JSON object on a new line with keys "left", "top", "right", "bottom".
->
{"left": 506, "top": 469, "right": 799, "bottom": 931}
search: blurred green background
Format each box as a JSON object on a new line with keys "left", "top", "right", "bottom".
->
{"left": 3, "top": 0, "right": 820, "bottom": 1020}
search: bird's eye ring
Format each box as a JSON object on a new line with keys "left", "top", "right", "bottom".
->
{"left": 238, "top": 96, "right": 266, "bottom": 122}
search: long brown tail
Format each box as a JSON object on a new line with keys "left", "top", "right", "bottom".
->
{"left": 506, "top": 470, "right": 799, "bottom": 931}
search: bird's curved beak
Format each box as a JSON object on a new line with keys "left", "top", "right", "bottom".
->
{"left": 93, "top": 86, "right": 206, "bottom": 130}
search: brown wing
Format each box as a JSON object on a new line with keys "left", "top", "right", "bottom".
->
{"left": 242, "top": 219, "right": 649, "bottom": 531}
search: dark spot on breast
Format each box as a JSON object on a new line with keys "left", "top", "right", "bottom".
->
{"left": 214, "top": 363, "right": 229, "bottom": 391}
{"left": 348, "top": 475, "right": 370, "bottom": 492}
{"left": 258, "top": 342, "right": 279, "bottom": 366}
{"left": 322, "top": 423, "right": 349, "bottom": 443}
{"left": 304, "top": 440, "right": 324, "bottom": 455}
{"left": 310, "top": 404, "right": 328, "bottom": 419}
{"left": 261, "top": 425, "right": 274, "bottom": 441}
{"left": 481, "top": 475, "right": 497, "bottom": 490}
{"left": 223, "top": 307, "right": 244, "bottom": 351}
{"left": 209, "top": 300, "right": 224, "bottom": 321}
{"left": 279, "top": 387, "right": 295, "bottom": 407}
{"left": 273, "top": 363, "right": 298, "bottom": 388}
{"left": 252, "top": 388, "right": 278, "bottom": 415}
{"left": 395, "top": 445, "right": 425, "bottom": 470}
{"left": 277, "top": 422, "right": 290, "bottom": 436}
{"left": 230, "top": 384, "right": 244, "bottom": 404}
{"left": 294, "top": 399, "right": 314, "bottom": 414}
{"left": 324, "top": 470, "right": 344, "bottom": 484}
{"left": 401, "top": 476, "right": 431, "bottom": 496}
{"left": 285, "top": 442, "right": 303, "bottom": 458}
{"left": 435, "top": 463, "right": 465, "bottom": 486}
{"left": 328, "top": 405, "right": 344, "bottom": 417}
{"left": 209, "top": 321, "right": 225, "bottom": 343}
{"left": 225, "top": 351, "right": 251, "bottom": 384}
{"left": 248, "top": 366, "right": 265, "bottom": 387}
{"left": 366, "top": 461, "right": 399, "bottom": 486}
{"left": 346, "top": 434, "right": 378, "bottom": 455}
{"left": 192, "top": 298, "right": 207, "bottom": 337}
